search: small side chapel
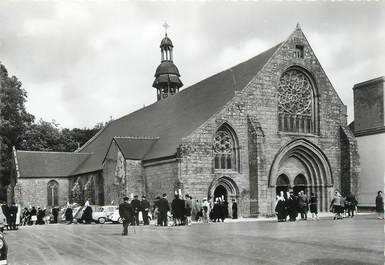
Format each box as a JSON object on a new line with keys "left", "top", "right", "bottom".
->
{"left": 12, "top": 24, "right": 359, "bottom": 217}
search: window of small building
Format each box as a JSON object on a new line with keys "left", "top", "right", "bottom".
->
{"left": 47, "top": 180, "right": 59, "bottom": 207}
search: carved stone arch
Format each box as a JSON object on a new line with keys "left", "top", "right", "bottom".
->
{"left": 269, "top": 138, "right": 333, "bottom": 211}
{"left": 208, "top": 176, "right": 240, "bottom": 201}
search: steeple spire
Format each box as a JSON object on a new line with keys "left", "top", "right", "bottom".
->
{"left": 152, "top": 23, "right": 183, "bottom": 101}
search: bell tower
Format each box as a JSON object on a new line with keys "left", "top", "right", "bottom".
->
{"left": 152, "top": 22, "right": 183, "bottom": 101}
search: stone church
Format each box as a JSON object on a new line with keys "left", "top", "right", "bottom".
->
{"left": 12, "top": 24, "right": 359, "bottom": 216}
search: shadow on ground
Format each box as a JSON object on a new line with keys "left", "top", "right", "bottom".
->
{"left": 298, "top": 258, "right": 380, "bottom": 265}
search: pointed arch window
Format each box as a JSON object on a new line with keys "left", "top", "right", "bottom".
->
{"left": 47, "top": 180, "right": 59, "bottom": 207}
{"left": 277, "top": 69, "right": 318, "bottom": 134}
{"left": 213, "top": 125, "right": 239, "bottom": 171}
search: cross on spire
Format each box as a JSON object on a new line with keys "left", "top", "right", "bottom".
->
{"left": 163, "top": 21, "right": 170, "bottom": 36}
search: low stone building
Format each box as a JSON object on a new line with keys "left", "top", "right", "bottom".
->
{"left": 350, "top": 77, "right": 385, "bottom": 208}
{"left": 12, "top": 24, "right": 359, "bottom": 216}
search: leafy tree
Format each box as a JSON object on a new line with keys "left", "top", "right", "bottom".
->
{"left": 0, "top": 64, "right": 34, "bottom": 188}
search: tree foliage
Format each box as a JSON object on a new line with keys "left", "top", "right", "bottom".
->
{"left": 0, "top": 64, "right": 34, "bottom": 186}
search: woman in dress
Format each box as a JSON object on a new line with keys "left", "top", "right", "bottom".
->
{"left": 309, "top": 192, "right": 319, "bottom": 220}
{"left": 375, "top": 191, "right": 384, "bottom": 219}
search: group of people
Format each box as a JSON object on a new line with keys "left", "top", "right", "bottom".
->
{"left": 21, "top": 206, "right": 60, "bottom": 225}
{"left": 64, "top": 201, "right": 94, "bottom": 224}
{"left": 0, "top": 202, "right": 18, "bottom": 232}
{"left": 329, "top": 191, "right": 359, "bottom": 220}
{"left": 275, "top": 190, "right": 316, "bottom": 222}
{"left": 118, "top": 193, "right": 239, "bottom": 235}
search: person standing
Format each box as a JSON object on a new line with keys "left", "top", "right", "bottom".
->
{"left": 346, "top": 193, "right": 358, "bottom": 218}
{"left": 232, "top": 199, "right": 238, "bottom": 219}
{"left": 131, "top": 195, "right": 141, "bottom": 226}
{"left": 82, "top": 202, "right": 93, "bottom": 224}
{"left": 30, "top": 206, "right": 37, "bottom": 225}
{"left": 202, "top": 198, "right": 210, "bottom": 223}
{"left": 375, "top": 191, "right": 384, "bottom": 219}
{"left": 309, "top": 193, "right": 319, "bottom": 220}
{"left": 153, "top": 196, "right": 161, "bottom": 226}
{"left": 298, "top": 191, "right": 308, "bottom": 220}
{"left": 275, "top": 193, "right": 286, "bottom": 222}
{"left": 158, "top": 193, "right": 170, "bottom": 226}
{"left": 65, "top": 205, "right": 73, "bottom": 224}
{"left": 330, "top": 191, "right": 342, "bottom": 220}
{"left": 52, "top": 207, "right": 59, "bottom": 224}
{"left": 140, "top": 196, "right": 150, "bottom": 225}
{"left": 9, "top": 202, "right": 18, "bottom": 230}
{"left": 119, "top": 197, "right": 133, "bottom": 236}
{"left": 286, "top": 192, "right": 298, "bottom": 222}
{"left": 185, "top": 195, "right": 192, "bottom": 226}
{"left": 1, "top": 203, "right": 10, "bottom": 230}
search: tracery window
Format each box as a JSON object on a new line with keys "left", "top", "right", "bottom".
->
{"left": 47, "top": 180, "right": 59, "bottom": 207}
{"left": 213, "top": 125, "right": 239, "bottom": 170}
{"left": 278, "top": 69, "right": 316, "bottom": 133}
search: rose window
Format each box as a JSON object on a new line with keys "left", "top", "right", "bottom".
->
{"left": 277, "top": 69, "right": 315, "bottom": 133}
{"left": 278, "top": 70, "right": 312, "bottom": 115}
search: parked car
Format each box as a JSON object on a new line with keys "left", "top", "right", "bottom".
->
{"left": 0, "top": 232, "right": 7, "bottom": 264}
{"left": 108, "top": 209, "right": 152, "bottom": 224}
{"left": 108, "top": 209, "right": 123, "bottom": 224}
{"left": 93, "top": 206, "right": 117, "bottom": 224}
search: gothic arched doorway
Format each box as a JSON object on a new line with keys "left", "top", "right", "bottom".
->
{"left": 276, "top": 174, "right": 290, "bottom": 196}
{"left": 293, "top": 174, "right": 307, "bottom": 195}
{"left": 214, "top": 185, "right": 227, "bottom": 202}
{"left": 269, "top": 139, "right": 333, "bottom": 212}
{"left": 208, "top": 176, "right": 239, "bottom": 218}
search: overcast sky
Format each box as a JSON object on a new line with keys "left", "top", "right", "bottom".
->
{"left": 0, "top": 1, "right": 384, "bottom": 128}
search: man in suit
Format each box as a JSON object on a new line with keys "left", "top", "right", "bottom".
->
{"left": 158, "top": 193, "right": 170, "bottom": 226}
{"left": 131, "top": 195, "right": 141, "bottom": 226}
{"left": 119, "top": 197, "right": 133, "bottom": 236}
{"left": 140, "top": 196, "right": 150, "bottom": 225}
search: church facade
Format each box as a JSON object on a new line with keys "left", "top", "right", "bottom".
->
{"left": 12, "top": 25, "right": 359, "bottom": 217}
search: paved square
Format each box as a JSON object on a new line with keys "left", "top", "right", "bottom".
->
{"left": 4, "top": 214, "right": 384, "bottom": 265}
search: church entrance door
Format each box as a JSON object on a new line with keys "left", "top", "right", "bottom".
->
{"left": 214, "top": 185, "right": 227, "bottom": 202}
{"left": 208, "top": 177, "right": 239, "bottom": 218}
{"left": 276, "top": 174, "right": 290, "bottom": 196}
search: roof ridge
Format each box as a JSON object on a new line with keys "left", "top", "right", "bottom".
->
{"left": 16, "top": 150, "right": 93, "bottom": 155}
{"left": 114, "top": 136, "right": 160, "bottom": 140}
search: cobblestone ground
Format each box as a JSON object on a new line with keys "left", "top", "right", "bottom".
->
{"left": 3, "top": 214, "right": 384, "bottom": 265}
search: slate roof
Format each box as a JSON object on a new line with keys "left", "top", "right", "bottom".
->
{"left": 111, "top": 137, "right": 160, "bottom": 161}
{"left": 74, "top": 42, "right": 281, "bottom": 174}
{"left": 15, "top": 42, "right": 282, "bottom": 177}
{"left": 15, "top": 151, "right": 92, "bottom": 178}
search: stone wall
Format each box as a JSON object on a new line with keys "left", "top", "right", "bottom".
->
{"left": 143, "top": 160, "right": 178, "bottom": 203}
{"left": 14, "top": 177, "right": 70, "bottom": 208}
{"left": 178, "top": 27, "right": 358, "bottom": 216}
{"left": 103, "top": 140, "right": 126, "bottom": 205}
{"left": 353, "top": 77, "right": 384, "bottom": 133}
{"left": 125, "top": 159, "right": 145, "bottom": 197}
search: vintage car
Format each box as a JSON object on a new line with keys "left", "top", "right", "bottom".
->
{"left": 92, "top": 206, "right": 117, "bottom": 224}
{"left": 0, "top": 232, "right": 7, "bottom": 265}
{"left": 108, "top": 209, "right": 152, "bottom": 224}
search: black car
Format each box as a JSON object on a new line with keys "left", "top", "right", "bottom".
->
{"left": 0, "top": 232, "right": 7, "bottom": 264}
